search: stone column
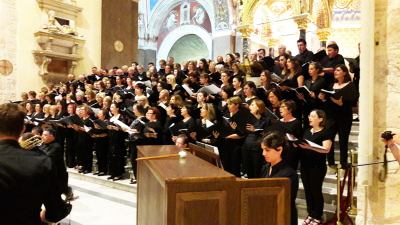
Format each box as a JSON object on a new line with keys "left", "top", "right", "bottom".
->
{"left": 356, "top": 0, "right": 375, "bottom": 224}
{"left": 293, "top": 15, "right": 309, "bottom": 40}
{"left": 316, "top": 28, "right": 331, "bottom": 47}
{"left": 238, "top": 26, "right": 253, "bottom": 57}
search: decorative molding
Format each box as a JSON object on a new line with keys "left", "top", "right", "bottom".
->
{"left": 37, "top": 0, "right": 82, "bottom": 19}
{"left": 237, "top": 25, "right": 253, "bottom": 38}
{"left": 293, "top": 13, "right": 311, "bottom": 30}
{"left": 316, "top": 28, "right": 331, "bottom": 41}
{"left": 0, "top": 60, "right": 13, "bottom": 76}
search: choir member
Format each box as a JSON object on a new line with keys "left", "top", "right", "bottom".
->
{"left": 242, "top": 99, "right": 270, "bottom": 178}
{"left": 298, "top": 110, "right": 332, "bottom": 225}
{"left": 107, "top": 103, "right": 128, "bottom": 181}
{"left": 319, "top": 64, "right": 359, "bottom": 169}
{"left": 261, "top": 132, "right": 298, "bottom": 225}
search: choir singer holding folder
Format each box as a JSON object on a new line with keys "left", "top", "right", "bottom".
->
{"left": 297, "top": 109, "right": 332, "bottom": 225}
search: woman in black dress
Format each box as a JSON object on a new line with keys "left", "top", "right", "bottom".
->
{"left": 318, "top": 64, "right": 359, "bottom": 169}
{"left": 298, "top": 109, "right": 332, "bottom": 225}
{"left": 242, "top": 99, "right": 270, "bottom": 178}
{"left": 272, "top": 100, "right": 303, "bottom": 170}
{"left": 107, "top": 103, "right": 128, "bottom": 181}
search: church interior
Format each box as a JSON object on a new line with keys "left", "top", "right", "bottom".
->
{"left": 0, "top": 0, "right": 400, "bottom": 225}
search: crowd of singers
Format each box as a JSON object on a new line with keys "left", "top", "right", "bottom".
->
{"left": 16, "top": 39, "right": 359, "bottom": 225}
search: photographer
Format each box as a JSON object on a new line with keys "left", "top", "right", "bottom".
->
{"left": 381, "top": 131, "right": 400, "bottom": 163}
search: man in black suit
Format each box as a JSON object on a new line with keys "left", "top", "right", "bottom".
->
{"left": 0, "top": 103, "right": 71, "bottom": 225}
{"left": 320, "top": 43, "right": 345, "bottom": 85}
{"left": 294, "top": 38, "right": 314, "bottom": 66}
{"left": 41, "top": 128, "right": 71, "bottom": 197}
{"left": 257, "top": 48, "right": 274, "bottom": 72}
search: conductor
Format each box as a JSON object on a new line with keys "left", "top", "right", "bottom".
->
{"left": 0, "top": 103, "right": 71, "bottom": 225}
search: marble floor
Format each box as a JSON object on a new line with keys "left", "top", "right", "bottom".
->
{"left": 58, "top": 178, "right": 137, "bottom": 225}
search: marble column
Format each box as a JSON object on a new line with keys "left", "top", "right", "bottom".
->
{"left": 356, "top": 0, "right": 375, "bottom": 224}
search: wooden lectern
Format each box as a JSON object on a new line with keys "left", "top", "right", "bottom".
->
{"left": 137, "top": 145, "right": 291, "bottom": 225}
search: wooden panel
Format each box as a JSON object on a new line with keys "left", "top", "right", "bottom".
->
{"left": 176, "top": 191, "right": 227, "bottom": 225}
{"left": 240, "top": 187, "right": 283, "bottom": 225}
{"left": 236, "top": 178, "right": 291, "bottom": 225}
{"left": 137, "top": 159, "right": 166, "bottom": 225}
{"left": 137, "top": 145, "right": 233, "bottom": 180}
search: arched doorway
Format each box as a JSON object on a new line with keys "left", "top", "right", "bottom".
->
{"left": 157, "top": 24, "right": 212, "bottom": 63}
{"left": 168, "top": 34, "right": 209, "bottom": 63}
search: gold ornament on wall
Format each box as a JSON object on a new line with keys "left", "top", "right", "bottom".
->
{"left": 114, "top": 40, "right": 124, "bottom": 52}
{"left": 0, "top": 60, "right": 13, "bottom": 76}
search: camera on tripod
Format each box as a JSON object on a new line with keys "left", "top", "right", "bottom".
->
{"left": 381, "top": 131, "right": 395, "bottom": 141}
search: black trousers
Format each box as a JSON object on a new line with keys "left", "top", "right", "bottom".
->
{"left": 94, "top": 137, "right": 108, "bottom": 173}
{"left": 220, "top": 138, "right": 243, "bottom": 177}
{"left": 300, "top": 164, "right": 327, "bottom": 220}
{"left": 65, "top": 131, "right": 76, "bottom": 168}
{"left": 327, "top": 115, "right": 352, "bottom": 167}
{"left": 108, "top": 146, "right": 126, "bottom": 177}
{"left": 241, "top": 148, "right": 264, "bottom": 178}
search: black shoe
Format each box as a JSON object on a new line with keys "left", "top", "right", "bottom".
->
{"left": 130, "top": 178, "right": 137, "bottom": 184}
{"left": 83, "top": 170, "right": 90, "bottom": 174}
{"left": 107, "top": 176, "right": 115, "bottom": 180}
{"left": 113, "top": 176, "right": 122, "bottom": 181}
{"left": 93, "top": 172, "right": 99, "bottom": 175}
{"left": 98, "top": 172, "right": 106, "bottom": 176}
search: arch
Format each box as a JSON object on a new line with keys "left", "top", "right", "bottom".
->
{"left": 241, "top": 0, "right": 302, "bottom": 26}
{"left": 157, "top": 25, "right": 212, "bottom": 62}
{"left": 149, "top": 0, "right": 215, "bottom": 37}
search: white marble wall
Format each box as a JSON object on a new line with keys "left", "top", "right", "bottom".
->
{"left": 0, "top": 0, "right": 17, "bottom": 103}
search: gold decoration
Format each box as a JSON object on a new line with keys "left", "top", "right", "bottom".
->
{"left": 114, "top": 40, "right": 124, "bottom": 52}
{"left": 0, "top": 60, "right": 13, "bottom": 76}
{"left": 316, "top": 28, "right": 331, "bottom": 41}
{"left": 293, "top": 14, "right": 310, "bottom": 30}
{"left": 238, "top": 26, "right": 254, "bottom": 38}
{"left": 268, "top": 38, "right": 278, "bottom": 47}
{"left": 240, "top": 0, "right": 259, "bottom": 27}
{"left": 334, "top": 0, "right": 353, "bottom": 9}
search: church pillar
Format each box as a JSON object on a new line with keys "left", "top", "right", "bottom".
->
{"left": 316, "top": 28, "right": 331, "bottom": 47}
{"left": 357, "top": 0, "right": 400, "bottom": 224}
{"left": 101, "top": 0, "right": 138, "bottom": 68}
{"left": 293, "top": 15, "right": 310, "bottom": 40}
{"left": 238, "top": 26, "right": 253, "bottom": 57}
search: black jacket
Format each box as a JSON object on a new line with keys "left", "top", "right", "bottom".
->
{"left": 0, "top": 140, "right": 71, "bottom": 225}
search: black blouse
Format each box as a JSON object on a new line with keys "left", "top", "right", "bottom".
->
{"left": 300, "top": 128, "right": 330, "bottom": 167}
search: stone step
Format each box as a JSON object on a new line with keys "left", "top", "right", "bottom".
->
{"left": 67, "top": 168, "right": 136, "bottom": 194}
{"left": 296, "top": 199, "right": 356, "bottom": 224}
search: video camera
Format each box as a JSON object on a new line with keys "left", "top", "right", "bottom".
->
{"left": 381, "top": 131, "right": 396, "bottom": 141}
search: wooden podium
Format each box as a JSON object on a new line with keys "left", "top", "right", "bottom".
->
{"left": 137, "top": 145, "right": 291, "bottom": 225}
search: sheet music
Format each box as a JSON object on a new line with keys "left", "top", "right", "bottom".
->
{"left": 182, "top": 84, "right": 194, "bottom": 96}
{"left": 205, "top": 119, "right": 214, "bottom": 128}
{"left": 158, "top": 102, "right": 168, "bottom": 110}
{"left": 84, "top": 125, "right": 92, "bottom": 132}
{"left": 110, "top": 118, "right": 130, "bottom": 131}
{"left": 91, "top": 107, "right": 101, "bottom": 116}
{"left": 305, "top": 140, "right": 325, "bottom": 150}
{"left": 199, "top": 84, "right": 221, "bottom": 95}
